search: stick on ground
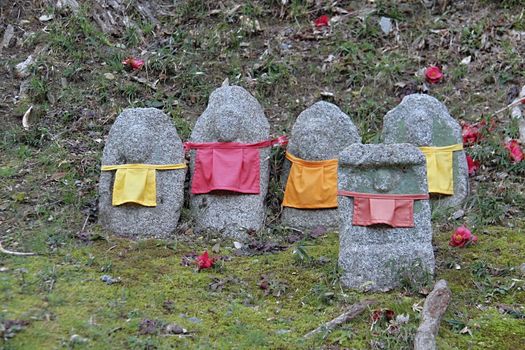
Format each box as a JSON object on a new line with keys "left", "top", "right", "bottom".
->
{"left": 414, "top": 279, "right": 452, "bottom": 350}
{"left": 304, "top": 299, "right": 377, "bottom": 338}
{"left": 0, "top": 241, "right": 37, "bottom": 256}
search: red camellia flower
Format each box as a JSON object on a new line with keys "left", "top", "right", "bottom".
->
{"left": 449, "top": 226, "right": 478, "bottom": 248}
{"left": 462, "top": 123, "right": 482, "bottom": 145}
{"left": 196, "top": 251, "right": 214, "bottom": 270}
{"left": 314, "top": 15, "right": 330, "bottom": 27}
{"left": 371, "top": 309, "right": 383, "bottom": 322}
{"left": 466, "top": 154, "right": 480, "bottom": 176}
{"left": 122, "top": 57, "right": 145, "bottom": 70}
{"left": 425, "top": 66, "right": 443, "bottom": 84}
{"left": 504, "top": 140, "right": 524, "bottom": 163}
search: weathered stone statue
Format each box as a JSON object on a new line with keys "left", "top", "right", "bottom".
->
{"left": 382, "top": 94, "right": 468, "bottom": 208}
{"left": 99, "top": 108, "right": 186, "bottom": 238}
{"left": 281, "top": 101, "right": 361, "bottom": 231}
{"left": 187, "top": 85, "right": 272, "bottom": 240}
{"left": 338, "top": 143, "right": 434, "bottom": 291}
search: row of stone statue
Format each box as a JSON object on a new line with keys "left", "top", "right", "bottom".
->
{"left": 98, "top": 85, "right": 468, "bottom": 290}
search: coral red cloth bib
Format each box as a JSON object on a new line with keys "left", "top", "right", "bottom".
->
{"left": 338, "top": 191, "right": 429, "bottom": 228}
{"left": 184, "top": 136, "right": 287, "bottom": 195}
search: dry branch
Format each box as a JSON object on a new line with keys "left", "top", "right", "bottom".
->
{"left": 414, "top": 279, "right": 452, "bottom": 350}
{"left": 304, "top": 299, "right": 376, "bottom": 338}
{"left": 0, "top": 241, "right": 37, "bottom": 256}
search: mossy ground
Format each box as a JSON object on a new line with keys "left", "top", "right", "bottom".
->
{"left": 1, "top": 0, "right": 525, "bottom": 349}
{"left": 1, "top": 227, "right": 524, "bottom": 349}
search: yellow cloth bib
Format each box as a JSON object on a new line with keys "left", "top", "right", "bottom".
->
{"left": 419, "top": 144, "right": 463, "bottom": 195}
{"left": 282, "top": 152, "right": 338, "bottom": 209}
{"left": 101, "top": 163, "right": 186, "bottom": 207}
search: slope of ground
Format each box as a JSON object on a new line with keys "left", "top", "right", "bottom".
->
{"left": 1, "top": 0, "right": 524, "bottom": 349}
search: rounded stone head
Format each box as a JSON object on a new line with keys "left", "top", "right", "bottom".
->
{"left": 288, "top": 101, "right": 361, "bottom": 160}
{"left": 119, "top": 123, "right": 155, "bottom": 163}
{"left": 191, "top": 85, "right": 269, "bottom": 143}
{"left": 382, "top": 94, "right": 461, "bottom": 146}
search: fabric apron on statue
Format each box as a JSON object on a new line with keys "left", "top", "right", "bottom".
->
{"left": 338, "top": 190, "right": 429, "bottom": 228}
{"left": 184, "top": 136, "right": 287, "bottom": 195}
{"left": 282, "top": 152, "right": 338, "bottom": 209}
{"left": 419, "top": 144, "right": 463, "bottom": 195}
{"left": 101, "top": 163, "right": 187, "bottom": 207}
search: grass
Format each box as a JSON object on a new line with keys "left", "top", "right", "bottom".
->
{"left": 1, "top": 0, "right": 525, "bottom": 348}
{"left": 1, "top": 228, "right": 524, "bottom": 349}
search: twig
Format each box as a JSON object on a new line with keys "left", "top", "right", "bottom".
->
{"left": 81, "top": 215, "right": 90, "bottom": 232}
{"left": 493, "top": 97, "right": 525, "bottom": 116}
{"left": 304, "top": 299, "right": 376, "bottom": 338}
{"left": 0, "top": 241, "right": 37, "bottom": 256}
{"left": 130, "top": 75, "right": 158, "bottom": 90}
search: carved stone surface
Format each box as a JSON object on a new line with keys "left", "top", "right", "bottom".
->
{"left": 189, "top": 86, "right": 270, "bottom": 240}
{"left": 99, "top": 108, "right": 186, "bottom": 239}
{"left": 281, "top": 101, "right": 361, "bottom": 231}
{"left": 338, "top": 143, "right": 434, "bottom": 291}
{"left": 382, "top": 94, "right": 468, "bottom": 208}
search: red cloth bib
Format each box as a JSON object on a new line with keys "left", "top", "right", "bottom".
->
{"left": 338, "top": 191, "right": 429, "bottom": 228}
{"left": 185, "top": 137, "right": 287, "bottom": 195}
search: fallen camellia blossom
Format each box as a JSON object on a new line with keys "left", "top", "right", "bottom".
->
{"left": 196, "top": 251, "right": 214, "bottom": 270}
{"left": 314, "top": 15, "right": 330, "bottom": 27}
{"left": 462, "top": 119, "right": 497, "bottom": 145}
{"left": 466, "top": 154, "right": 480, "bottom": 176}
{"left": 425, "top": 66, "right": 443, "bottom": 84}
{"left": 462, "top": 122, "right": 482, "bottom": 145}
{"left": 504, "top": 139, "right": 524, "bottom": 163}
{"left": 371, "top": 308, "right": 396, "bottom": 327}
{"left": 449, "top": 226, "right": 478, "bottom": 248}
{"left": 122, "top": 57, "right": 145, "bottom": 70}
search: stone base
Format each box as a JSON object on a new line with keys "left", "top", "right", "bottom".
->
{"left": 338, "top": 242, "right": 435, "bottom": 291}
{"left": 281, "top": 208, "right": 339, "bottom": 232}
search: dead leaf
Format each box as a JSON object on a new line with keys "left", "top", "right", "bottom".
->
{"left": 460, "top": 56, "right": 472, "bottom": 65}
{"left": 460, "top": 326, "right": 472, "bottom": 336}
{"left": 22, "top": 105, "right": 32, "bottom": 130}
{"left": 39, "top": 14, "right": 55, "bottom": 22}
{"left": 50, "top": 172, "right": 66, "bottom": 181}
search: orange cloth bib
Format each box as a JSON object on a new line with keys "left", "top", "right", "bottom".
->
{"left": 282, "top": 152, "right": 338, "bottom": 209}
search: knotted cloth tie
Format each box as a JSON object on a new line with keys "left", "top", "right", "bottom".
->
{"left": 338, "top": 191, "right": 429, "bottom": 228}
{"left": 184, "top": 136, "right": 288, "bottom": 195}
{"left": 101, "top": 163, "right": 187, "bottom": 207}
{"left": 282, "top": 152, "right": 338, "bottom": 209}
{"left": 418, "top": 144, "right": 463, "bottom": 195}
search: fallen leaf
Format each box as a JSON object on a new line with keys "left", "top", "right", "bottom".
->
{"left": 22, "top": 105, "right": 32, "bottom": 130}
{"left": 379, "top": 16, "right": 392, "bottom": 34}
{"left": 39, "top": 14, "right": 55, "bottom": 22}
{"left": 138, "top": 319, "right": 161, "bottom": 335}
{"left": 459, "top": 326, "right": 472, "bottom": 336}
{"left": 460, "top": 56, "right": 472, "bottom": 65}
{"left": 164, "top": 323, "right": 187, "bottom": 335}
